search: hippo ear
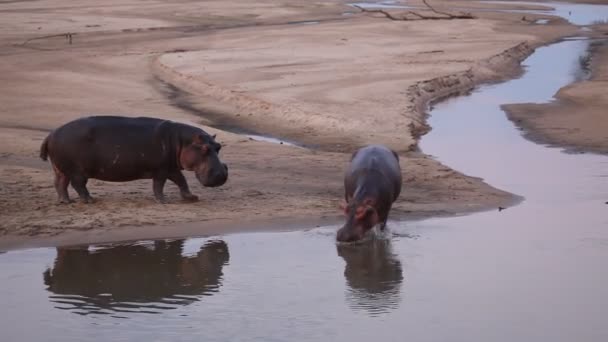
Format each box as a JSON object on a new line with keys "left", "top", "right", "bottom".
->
{"left": 355, "top": 206, "right": 376, "bottom": 220}
{"left": 212, "top": 134, "right": 217, "bottom": 139}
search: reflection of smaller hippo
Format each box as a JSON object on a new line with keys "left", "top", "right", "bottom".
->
{"left": 39, "top": 116, "right": 228, "bottom": 204}
{"left": 337, "top": 145, "right": 402, "bottom": 242}
{"left": 43, "top": 239, "right": 229, "bottom": 315}
{"left": 337, "top": 238, "right": 403, "bottom": 316}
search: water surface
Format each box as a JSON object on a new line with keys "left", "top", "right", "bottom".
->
{"left": 485, "top": 1, "right": 608, "bottom": 25}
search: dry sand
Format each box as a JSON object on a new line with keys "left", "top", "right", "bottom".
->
{"left": 0, "top": 0, "right": 583, "bottom": 249}
{"left": 505, "top": 25, "right": 608, "bottom": 155}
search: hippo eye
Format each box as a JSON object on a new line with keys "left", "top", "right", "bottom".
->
{"left": 193, "top": 144, "right": 209, "bottom": 154}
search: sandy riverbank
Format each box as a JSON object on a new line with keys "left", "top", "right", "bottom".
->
{"left": 0, "top": 0, "right": 581, "bottom": 248}
{"left": 504, "top": 25, "right": 608, "bottom": 155}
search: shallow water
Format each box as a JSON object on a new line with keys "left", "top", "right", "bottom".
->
{"left": 352, "top": 1, "right": 608, "bottom": 25}
{"left": 485, "top": 1, "right": 608, "bottom": 25}
{"left": 350, "top": 1, "right": 410, "bottom": 9}
{"left": 287, "top": 20, "right": 321, "bottom": 25}
{"left": 245, "top": 134, "right": 301, "bottom": 147}
{"left": 3, "top": 9, "right": 608, "bottom": 342}
{"left": 416, "top": 38, "right": 608, "bottom": 341}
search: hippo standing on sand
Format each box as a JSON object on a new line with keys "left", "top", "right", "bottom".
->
{"left": 40, "top": 116, "right": 228, "bottom": 204}
{"left": 337, "top": 145, "right": 402, "bottom": 242}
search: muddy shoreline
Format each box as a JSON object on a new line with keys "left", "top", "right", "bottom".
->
{"left": 0, "top": 0, "right": 584, "bottom": 249}
{"left": 0, "top": 203, "right": 470, "bottom": 251}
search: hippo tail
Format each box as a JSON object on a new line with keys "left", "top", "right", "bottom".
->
{"left": 40, "top": 135, "right": 50, "bottom": 161}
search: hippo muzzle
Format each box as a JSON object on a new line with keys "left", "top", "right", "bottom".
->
{"left": 198, "top": 163, "right": 228, "bottom": 187}
{"left": 336, "top": 222, "right": 367, "bottom": 243}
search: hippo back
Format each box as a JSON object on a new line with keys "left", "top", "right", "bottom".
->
{"left": 346, "top": 145, "right": 402, "bottom": 201}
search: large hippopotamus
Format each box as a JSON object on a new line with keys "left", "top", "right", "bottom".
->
{"left": 39, "top": 116, "right": 228, "bottom": 203}
{"left": 337, "top": 145, "right": 402, "bottom": 242}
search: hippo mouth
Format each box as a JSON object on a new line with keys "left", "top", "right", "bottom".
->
{"left": 202, "top": 179, "right": 226, "bottom": 187}
{"left": 336, "top": 226, "right": 368, "bottom": 243}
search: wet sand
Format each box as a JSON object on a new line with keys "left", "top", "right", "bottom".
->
{"left": 0, "top": 0, "right": 581, "bottom": 246}
{"left": 504, "top": 25, "right": 608, "bottom": 155}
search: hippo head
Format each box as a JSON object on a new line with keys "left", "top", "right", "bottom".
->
{"left": 180, "top": 133, "right": 228, "bottom": 187}
{"left": 337, "top": 199, "right": 379, "bottom": 243}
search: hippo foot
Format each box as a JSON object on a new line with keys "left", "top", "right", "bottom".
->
{"left": 80, "top": 196, "right": 95, "bottom": 204}
{"left": 181, "top": 193, "right": 199, "bottom": 202}
{"left": 155, "top": 196, "right": 168, "bottom": 204}
{"left": 57, "top": 198, "right": 74, "bottom": 205}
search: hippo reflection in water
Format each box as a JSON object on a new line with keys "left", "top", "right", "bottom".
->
{"left": 43, "top": 239, "right": 229, "bottom": 315}
{"left": 337, "top": 238, "right": 403, "bottom": 316}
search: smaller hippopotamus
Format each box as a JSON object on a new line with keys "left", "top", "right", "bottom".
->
{"left": 337, "top": 145, "right": 402, "bottom": 242}
{"left": 40, "top": 116, "right": 228, "bottom": 204}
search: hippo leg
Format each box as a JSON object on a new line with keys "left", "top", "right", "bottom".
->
{"left": 70, "top": 175, "right": 94, "bottom": 203}
{"left": 168, "top": 171, "right": 198, "bottom": 202}
{"left": 53, "top": 167, "right": 72, "bottom": 204}
{"left": 379, "top": 220, "right": 387, "bottom": 230}
{"left": 153, "top": 177, "right": 167, "bottom": 204}
{"left": 379, "top": 213, "right": 389, "bottom": 231}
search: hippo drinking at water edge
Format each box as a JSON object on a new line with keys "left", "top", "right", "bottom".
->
{"left": 40, "top": 116, "right": 228, "bottom": 204}
{"left": 337, "top": 145, "right": 402, "bottom": 243}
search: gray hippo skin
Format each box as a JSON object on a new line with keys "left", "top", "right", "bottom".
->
{"left": 337, "top": 145, "right": 402, "bottom": 242}
{"left": 40, "top": 116, "right": 228, "bottom": 204}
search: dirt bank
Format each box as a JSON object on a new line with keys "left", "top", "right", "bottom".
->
{"left": 0, "top": 0, "right": 579, "bottom": 249}
{"left": 504, "top": 27, "right": 608, "bottom": 155}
